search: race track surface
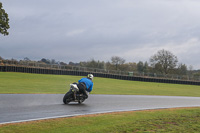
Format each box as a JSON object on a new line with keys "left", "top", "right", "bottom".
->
{"left": 0, "top": 94, "right": 200, "bottom": 124}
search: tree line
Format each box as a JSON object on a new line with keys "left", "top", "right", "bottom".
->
{"left": 79, "top": 49, "right": 193, "bottom": 76}
{"left": 0, "top": 49, "right": 199, "bottom": 77}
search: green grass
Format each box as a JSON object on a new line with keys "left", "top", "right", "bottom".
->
{"left": 1, "top": 107, "right": 200, "bottom": 133}
{"left": 1, "top": 72, "right": 200, "bottom": 96}
{"left": 1, "top": 72, "right": 200, "bottom": 132}
{"left": 0, "top": 72, "right": 79, "bottom": 94}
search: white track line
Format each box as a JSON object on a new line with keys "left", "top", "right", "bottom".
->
{"left": 0, "top": 107, "right": 165, "bottom": 125}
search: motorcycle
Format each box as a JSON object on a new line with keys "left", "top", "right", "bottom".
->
{"left": 63, "top": 83, "right": 88, "bottom": 104}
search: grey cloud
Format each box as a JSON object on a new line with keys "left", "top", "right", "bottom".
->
{"left": 1, "top": 0, "right": 200, "bottom": 69}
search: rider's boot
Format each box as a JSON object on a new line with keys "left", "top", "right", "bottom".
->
{"left": 82, "top": 89, "right": 88, "bottom": 99}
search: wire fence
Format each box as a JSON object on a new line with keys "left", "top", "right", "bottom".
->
{"left": 0, "top": 59, "right": 200, "bottom": 82}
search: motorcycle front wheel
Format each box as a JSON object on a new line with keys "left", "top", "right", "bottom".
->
{"left": 63, "top": 91, "right": 73, "bottom": 104}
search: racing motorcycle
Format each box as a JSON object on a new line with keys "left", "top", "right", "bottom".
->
{"left": 63, "top": 83, "right": 88, "bottom": 104}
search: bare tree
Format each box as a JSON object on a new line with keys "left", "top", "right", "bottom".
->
{"left": 150, "top": 49, "right": 178, "bottom": 74}
{"left": 111, "top": 56, "right": 125, "bottom": 70}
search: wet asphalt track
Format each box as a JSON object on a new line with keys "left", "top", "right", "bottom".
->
{"left": 0, "top": 94, "right": 200, "bottom": 124}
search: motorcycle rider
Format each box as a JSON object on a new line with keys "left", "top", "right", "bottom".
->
{"left": 75, "top": 74, "right": 94, "bottom": 99}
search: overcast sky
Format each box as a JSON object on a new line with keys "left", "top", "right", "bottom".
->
{"left": 1, "top": 0, "right": 200, "bottom": 69}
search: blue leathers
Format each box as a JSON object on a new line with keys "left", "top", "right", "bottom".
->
{"left": 78, "top": 78, "right": 93, "bottom": 92}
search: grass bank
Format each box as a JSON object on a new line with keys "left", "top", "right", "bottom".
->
{"left": 1, "top": 107, "right": 200, "bottom": 133}
{"left": 1, "top": 72, "right": 200, "bottom": 96}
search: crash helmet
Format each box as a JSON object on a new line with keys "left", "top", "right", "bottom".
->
{"left": 87, "top": 74, "right": 94, "bottom": 80}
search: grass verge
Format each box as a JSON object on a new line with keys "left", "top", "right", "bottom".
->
{"left": 1, "top": 72, "right": 200, "bottom": 96}
{"left": 1, "top": 107, "right": 200, "bottom": 133}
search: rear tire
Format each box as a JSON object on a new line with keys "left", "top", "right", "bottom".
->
{"left": 63, "top": 91, "right": 73, "bottom": 104}
{"left": 78, "top": 98, "right": 85, "bottom": 104}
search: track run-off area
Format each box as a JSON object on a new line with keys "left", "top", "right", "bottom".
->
{"left": 0, "top": 94, "right": 200, "bottom": 124}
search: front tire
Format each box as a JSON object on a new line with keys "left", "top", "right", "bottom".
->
{"left": 63, "top": 91, "right": 73, "bottom": 104}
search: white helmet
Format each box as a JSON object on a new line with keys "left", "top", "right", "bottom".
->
{"left": 87, "top": 74, "right": 94, "bottom": 80}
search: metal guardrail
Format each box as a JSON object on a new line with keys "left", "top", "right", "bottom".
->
{"left": 1, "top": 65, "right": 200, "bottom": 86}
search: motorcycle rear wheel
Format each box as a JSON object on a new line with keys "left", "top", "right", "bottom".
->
{"left": 78, "top": 99, "right": 85, "bottom": 104}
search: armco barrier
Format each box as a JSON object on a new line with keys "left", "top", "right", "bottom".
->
{"left": 0, "top": 65, "right": 200, "bottom": 86}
